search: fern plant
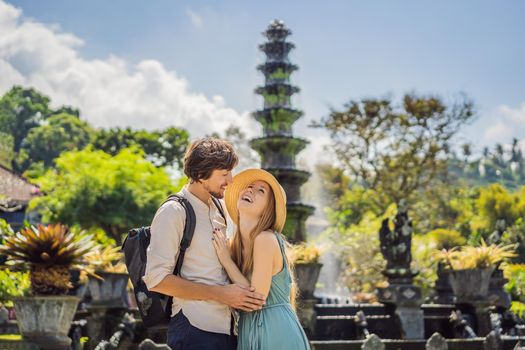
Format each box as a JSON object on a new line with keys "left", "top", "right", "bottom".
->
{"left": 0, "top": 224, "right": 95, "bottom": 295}
{"left": 436, "top": 239, "right": 517, "bottom": 270}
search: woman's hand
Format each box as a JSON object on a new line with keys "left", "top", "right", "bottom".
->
{"left": 212, "top": 228, "right": 232, "bottom": 266}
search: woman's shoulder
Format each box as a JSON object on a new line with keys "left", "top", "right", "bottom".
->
{"left": 254, "top": 230, "right": 280, "bottom": 249}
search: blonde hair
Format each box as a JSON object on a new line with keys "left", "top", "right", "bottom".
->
{"left": 230, "top": 184, "right": 297, "bottom": 309}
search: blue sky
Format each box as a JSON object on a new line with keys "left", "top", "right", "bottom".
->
{"left": 2, "top": 0, "right": 525, "bottom": 164}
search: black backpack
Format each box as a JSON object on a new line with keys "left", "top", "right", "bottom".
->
{"left": 122, "top": 194, "right": 225, "bottom": 328}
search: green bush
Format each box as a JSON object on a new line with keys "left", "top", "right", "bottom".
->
{"left": 0, "top": 219, "right": 14, "bottom": 239}
{"left": 0, "top": 269, "right": 30, "bottom": 306}
{"left": 511, "top": 301, "right": 525, "bottom": 319}
{"left": 502, "top": 219, "right": 525, "bottom": 262}
{"left": 477, "top": 184, "right": 523, "bottom": 230}
{"left": 29, "top": 147, "right": 180, "bottom": 244}
{"left": 504, "top": 264, "right": 525, "bottom": 302}
{"left": 412, "top": 234, "right": 439, "bottom": 298}
{"left": 426, "top": 228, "right": 467, "bottom": 250}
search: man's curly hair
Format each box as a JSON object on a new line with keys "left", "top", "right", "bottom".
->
{"left": 183, "top": 137, "right": 238, "bottom": 182}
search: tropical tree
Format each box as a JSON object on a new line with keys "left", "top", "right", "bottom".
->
{"left": 312, "top": 93, "right": 475, "bottom": 209}
{"left": 91, "top": 126, "right": 189, "bottom": 168}
{"left": 0, "top": 133, "right": 14, "bottom": 169}
{"left": 29, "top": 147, "right": 182, "bottom": 244}
{"left": 15, "top": 113, "right": 93, "bottom": 171}
{"left": 0, "top": 87, "right": 53, "bottom": 171}
{"left": 0, "top": 86, "right": 52, "bottom": 153}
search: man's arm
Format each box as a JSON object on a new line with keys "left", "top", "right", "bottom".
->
{"left": 149, "top": 275, "right": 265, "bottom": 312}
{"left": 143, "top": 201, "right": 264, "bottom": 312}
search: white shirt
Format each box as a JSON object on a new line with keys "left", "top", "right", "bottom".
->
{"left": 142, "top": 186, "right": 231, "bottom": 334}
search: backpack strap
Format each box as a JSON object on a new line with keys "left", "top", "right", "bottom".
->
{"left": 159, "top": 194, "right": 196, "bottom": 320}
{"left": 163, "top": 194, "right": 197, "bottom": 276}
{"left": 211, "top": 197, "right": 226, "bottom": 223}
{"left": 161, "top": 194, "right": 222, "bottom": 275}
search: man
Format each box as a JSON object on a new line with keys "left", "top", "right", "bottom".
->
{"left": 143, "top": 137, "right": 265, "bottom": 350}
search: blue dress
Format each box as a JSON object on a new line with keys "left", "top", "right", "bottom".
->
{"left": 237, "top": 233, "right": 310, "bottom": 350}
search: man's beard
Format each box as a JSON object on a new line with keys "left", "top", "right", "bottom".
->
{"left": 209, "top": 190, "right": 224, "bottom": 199}
{"left": 204, "top": 183, "right": 224, "bottom": 199}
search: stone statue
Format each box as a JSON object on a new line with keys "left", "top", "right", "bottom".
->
{"left": 376, "top": 199, "right": 423, "bottom": 339}
{"left": 379, "top": 199, "right": 416, "bottom": 278}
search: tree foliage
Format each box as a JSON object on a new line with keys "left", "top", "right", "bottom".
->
{"left": 91, "top": 127, "right": 189, "bottom": 168}
{"left": 477, "top": 184, "right": 523, "bottom": 230}
{"left": 0, "top": 86, "right": 52, "bottom": 154}
{"left": 0, "top": 132, "right": 14, "bottom": 170}
{"left": 312, "top": 94, "right": 475, "bottom": 208}
{"left": 16, "top": 113, "right": 93, "bottom": 171}
{"left": 0, "top": 86, "right": 91, "bottom": 171}
{"left": 0, "top": 86, "right": 190, "bottom": 173}
{"left": 28, "top": 147, "right": 181, "bottom": 244}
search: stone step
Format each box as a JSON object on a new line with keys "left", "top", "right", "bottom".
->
{"left": 314, "top": 304, "right": 390, "bottom": 317}
{"left": 313, "top": 315, "right": 399, "bottom": 340}
{"left": 309, "top": 337, "right": 521, "bottom": 350}
{"left": 313, "top": 313, "right": 456, "bottom": 340}
{"left": 314, "top": 303, "right": 456, "bottom": 317}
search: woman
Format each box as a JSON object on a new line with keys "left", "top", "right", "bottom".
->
{"left": 212, "top": 168, "right": 310, "bottom": 350}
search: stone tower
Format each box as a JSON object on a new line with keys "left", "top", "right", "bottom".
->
{"left": 251, "top": 20, "right": 314, "bottom": 242}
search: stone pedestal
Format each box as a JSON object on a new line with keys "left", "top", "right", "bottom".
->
{"left": 13, "top": 296, "right": 80, "bottom": 350}
{"left": 86, "top": 272, "right": 129, "bottom": 308}
{"left": 378, "top": 278, "right": 424, "bottom": 339}
{"left": 434, "top": 265, "right": 454, "bottom": 304}
{"left": 487, "top": 268, "right": 511, "bottom": 309}
{"left": 84, "top": 306, "right": 127, "bottom": 350}
{"left": 473, "top": 303, "right": 492, "bottom": 337}
{"left": 395, "top": 306, "right": 425, "bottom": 340}
{"left": 449, "top": 268, "right": 494, "bottom": 302}
{"left": 297, "top": 298, "right": 317, "bottom": 338}
{"left": 295, "top": 263, "right": 323, "bottom": 299}
{"left": 377, "top": 281, "right": 421, "bottom": 305}
{"left": 0, "top": 306, "right": 8, "bottom": 323}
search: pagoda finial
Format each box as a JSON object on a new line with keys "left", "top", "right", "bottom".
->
{"left": 263, "top": 19, "right": 292, "bottom": 42}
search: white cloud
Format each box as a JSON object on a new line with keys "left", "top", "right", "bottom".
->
{"left": 484, "top": 120, "right": 512, "bottom": 143}
{"left": 186, "top": 8, "right": 203, "bottom": 29}
{"left": 498, "top": 102, "right": 525, "bottom": 123}
{"left": 0, "top": 0, "right": 257, "bottom": 139}
{"left": 483, "top": 103, "right": 525, "bottom": 144}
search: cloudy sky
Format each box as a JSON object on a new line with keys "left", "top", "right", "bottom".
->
{"left": 1, "top": 0, "right": 524, "bottom": 168}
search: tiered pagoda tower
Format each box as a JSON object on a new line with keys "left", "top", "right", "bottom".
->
{"left": 251, "top": 20, "right": 314, "bottom": 243}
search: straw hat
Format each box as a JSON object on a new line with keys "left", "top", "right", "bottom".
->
{"left": 225, "top": 168, "right": 287, "bottom": 233}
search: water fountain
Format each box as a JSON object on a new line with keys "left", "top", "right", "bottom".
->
{"left": 310, "top": 202, "right": 522, "bottom": 349}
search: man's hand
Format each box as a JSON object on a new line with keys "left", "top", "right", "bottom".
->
{"left": 218, "top": 284, "right": 265, "bottom": 312}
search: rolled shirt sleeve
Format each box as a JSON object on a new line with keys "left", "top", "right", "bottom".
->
{"left": 142, "top": 201, "right": 186, "bottom": 290}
